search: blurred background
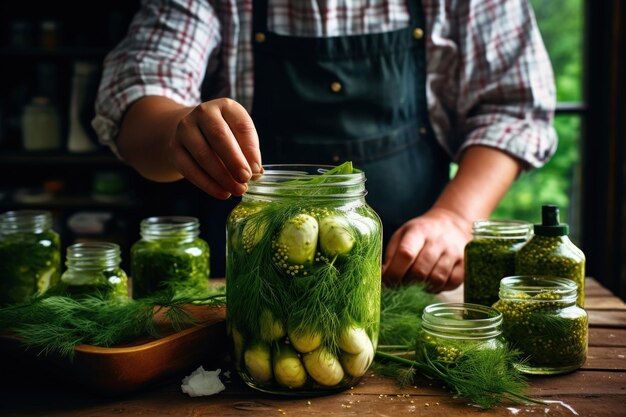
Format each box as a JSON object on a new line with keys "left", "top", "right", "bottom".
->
{"left": 0, "top": 0, "right": 623, "bottom": 299}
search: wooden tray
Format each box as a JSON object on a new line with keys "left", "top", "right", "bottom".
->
{"left": 0, "top": 305, "right": 227, "bottom": 396}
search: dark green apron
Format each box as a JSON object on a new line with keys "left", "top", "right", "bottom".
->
{"left": 251, "top": 0, "right": 450, "bottom": 239}
{"left": 203, "top": 0, "right": 450, "bottom": 276}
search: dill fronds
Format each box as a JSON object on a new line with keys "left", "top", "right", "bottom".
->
{"left": 0, "top": 288, "right": 225, "bottom": 359}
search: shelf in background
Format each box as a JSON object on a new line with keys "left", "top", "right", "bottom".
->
{"left": 0, "top": 195, "right": 138, "bottom": 210}
{"left": 0, "top": 151, "right": 122, "bottom": 166}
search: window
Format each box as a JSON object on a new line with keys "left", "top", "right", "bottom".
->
{"left": 491, "top": 0, "right": 585, "bottom": 244}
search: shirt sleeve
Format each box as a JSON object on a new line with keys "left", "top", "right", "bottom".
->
{"left": 91, "top": 0, "right": 219, "bottom": 158}
{"left": 427, "top": 0, "right": 557, "bottom": 169}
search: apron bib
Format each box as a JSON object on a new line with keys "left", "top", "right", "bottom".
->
{"left": 203, "top": 0, "right": 451, "bottom": 276}
{"left": 251, "top": 0, "right": 450, "bottom": 240}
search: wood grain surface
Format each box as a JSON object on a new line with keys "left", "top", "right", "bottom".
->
{"left": 1, "top": 278, "right": 624, "bottom": 417}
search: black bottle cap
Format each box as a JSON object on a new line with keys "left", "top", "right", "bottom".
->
{"left": 534, "top": 205, "right": 569, "bottom": 236}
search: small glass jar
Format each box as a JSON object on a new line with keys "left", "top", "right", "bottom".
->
{"left": 492, "top": 275, "right": 588, "bottom": 375}
{"left": 131, "top": 216, "right": 210, "bottom": 298}
{"left": 59, "top": 242, "right": 129, "bottom": 300}
{"left": 0, "top": 210, "right": 61, "bottom": 305}
{"left": 226, "top": 164, "right": 382, "bottom": 396}
{"left": 464, "top": 220, "right": 532, "bottom": 306}
{"left": 416, "top": 303, "right": 505, "bottom": 364}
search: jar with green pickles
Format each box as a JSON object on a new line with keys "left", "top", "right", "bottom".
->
{"left": 0, "top": 210, "right": 61, "bottom": 305}
{"left": 226, "top": 163, "right": 382, "bottom": 396}
{"left": 492, "top": 275, "right": 588, "bottom": 375}
{"left": 57, "top": 242, "right": 129, "bottom": 300}
{"left": 464, "top": 220, "right": 532, "bottom": 306}
{"left": 515, "top": 205, "right": 585, "bottom": 307}
{"left": 416, "top": 302, "right": 505, "bottom": 365}
{"left": 131, "top": 216, "right": 210, "bottom": 298}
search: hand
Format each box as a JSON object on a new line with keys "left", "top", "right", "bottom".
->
{"left": 169, "top": 98, "right": 262, "bottom": 199}
{"left": 382, "top": 208, "right": 472, "bottom": 292}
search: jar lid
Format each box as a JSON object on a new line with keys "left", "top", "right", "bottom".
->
{"left": 534, "top": 205, "right": 568, "bottom": 236}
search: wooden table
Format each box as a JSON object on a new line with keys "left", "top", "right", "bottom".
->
{"left": 2, "top": 278, "right": 625, "bottom": 417}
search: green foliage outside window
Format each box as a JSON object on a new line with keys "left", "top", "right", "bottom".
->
{"left": 490, "top": 0, "right": 583, "bottom": 226}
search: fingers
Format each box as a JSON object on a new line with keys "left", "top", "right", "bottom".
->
{"left": 175, "top": 116, "right": 248, "bottom": 197}
{"left": 172, "top": 99, "right": 262, "bottom": 199}
{"left": 170, "top": 142, "right": 233, "bottom": 199}
{"left": 218, "top": 100, "right": 263, "bottom": 174}
{"left": 382, "top": 228, "right": 425, "bottom": 286}
{"left": 382, "top": 227, "right": 465, "bottom": 292}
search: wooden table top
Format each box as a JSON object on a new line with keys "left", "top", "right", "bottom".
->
{"left": 2, "top": 277, "right": 624, "bottom": 417}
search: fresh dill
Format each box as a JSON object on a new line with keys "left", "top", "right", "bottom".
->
{"left": 374, "top": 285, "right": 544, "bottom": 409}
{"left": 0, "top": 286, "right": 225, "bottom": 359}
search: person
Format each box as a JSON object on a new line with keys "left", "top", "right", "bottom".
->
{"left": 92, "top": 0, "right": 557, "bottom": 293}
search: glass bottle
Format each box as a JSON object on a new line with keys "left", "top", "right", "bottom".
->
{"left": 464, "top": 220, "right": 532, "bottom": 306}
{"left": 515, "top": 205, "right": 585, "bottom": 307}
{"left": 58, "top": 242, "right": 129, "bottom": 300}
{"left": 0, "top": 210, "right": 61, "bottom": 305}
{"left": 416, "top": 302, "right": 505, "bottom": 364}
{"left": 131, "top": 216, "right": 210, "bottom": 298}
{"left": 226, "top": 164, "right": 382, "bottom": 396}
{"left": 492, "top": 275, "right": 588, "bottom": 375}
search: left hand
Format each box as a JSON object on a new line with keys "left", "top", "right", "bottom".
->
{"left": 382, "top": 207, "right": 472, "bottom": 292}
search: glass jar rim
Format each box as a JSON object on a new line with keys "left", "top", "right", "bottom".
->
{"left": 422, "top": 302, "right": 503, "bottom": 340}
{"left": 498, "top": 275, "right": 578, "bottom": 303}
{"left": 472, "top": 219, "right": 532, "bottom": 238}
{"left": 66, "top": 241, "right": 121, "bottom": 269}
{"left": 0, "top": 210, "right": 52, "bottom": 234}
{"left": 140, "top": 216, "right": 200, "bottom": 238}
{"left": 247, "top": 164, "right": 366, "bottom": 199}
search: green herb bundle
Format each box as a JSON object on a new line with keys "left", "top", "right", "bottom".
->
{"left": 0, "top": 285, "right": 225, "bottom": 359}
{"left": 374, "top": 285, "right": 543, "bottom": 409}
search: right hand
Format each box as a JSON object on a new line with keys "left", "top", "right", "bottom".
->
{"left": 169, "top": 98, "right": 262, "bottom": 199}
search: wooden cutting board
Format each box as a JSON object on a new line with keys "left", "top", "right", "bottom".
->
{"left": 0, "top": 304, "right": 227, "bottom": 396}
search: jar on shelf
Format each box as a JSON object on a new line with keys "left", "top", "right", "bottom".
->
{"left": 416, "top": 303, "right": 505, "bottom": 364}
{"left": 131, "top": 216, "right": 210, "bottom": 298}
{"left": 21, "top": 96, "right": 61, "bottom": 151}
{"left": 464, "top": 220, "right": 532, "bottom": 306}
{"left": 58, "top": 242, "right": 129, "bottom": 300}
{"left": 492, "top": 275, "right": 588, "bottom": 375}
{"left": 0, "top": 210, "right": 61, "bottom": 305}
{"left": 515, "top": 205, "right": 585, "bottom": 307}
{"left": 226, "top": 164, "right": 382, "bottom": 396}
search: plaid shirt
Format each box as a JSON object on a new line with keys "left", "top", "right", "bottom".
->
{"left": 93, "top": 0, "right": 557, "bottom": 167}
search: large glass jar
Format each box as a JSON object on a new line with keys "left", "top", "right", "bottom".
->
{"left": 131, "top": 216, "right": 210, "bottom": 298}
{"left": 464, "top": 220, "right": 532, "bottom": 306}
{"left": 492, "top": 275, "right": 588, "bottom": 375}
{"left": 0, "top": 210, "right": 61, "bottom": 305}
{"left": 515, "top": 205, "right": 585, "bottom": 307}
{"left": 226, "top": 164, "right": 382, "bottom": 396}
{"left": 58, "top": 242, "right": 129, "bottom": 300}
{"left": 416, "top": 303, "right": 505, "bottom": 364}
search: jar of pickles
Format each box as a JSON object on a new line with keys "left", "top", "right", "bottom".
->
{"left": 131, "top": 216, "right": 210, "bottom": 298}
{"left": 515, "top": 205, "right": 585, "bottom": 307}
{"left": 58, "top": 242, "right": 129, "bottom": 300}
{"left": 416, "top": 302, "right": 505, "bottom": 364}
{"left": 464, "top": 220, "right": 532, "bottom": 306}
{"left": 226, "top": 163, "right": 382, "bottom": 395}
{"left": 492, "top": 275, "right": 588, "bottom": 375}
{"left": 0, "top": 210, "right": 61, "bottom": 305}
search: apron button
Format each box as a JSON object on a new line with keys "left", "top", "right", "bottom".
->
{"left": 332, "top": 154, "right": 341, "bottom": 162}
{"left": 413, "top": 28, "right": 424, "bottom": 40}
{"left": 419, "top": 127, "right": 428, "bottom": 135}
{"left": 255, "top": 32, "right": 266, "bottom": 43}
{"left": 330, "top": 81, "right": 342, "bottom": 93}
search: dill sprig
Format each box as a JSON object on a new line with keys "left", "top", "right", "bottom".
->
{"left": 374, "top": 285, "right": 544, "bottom": 409}
{"left": 0, "top": 286, "right": 225, "bottom": 359}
